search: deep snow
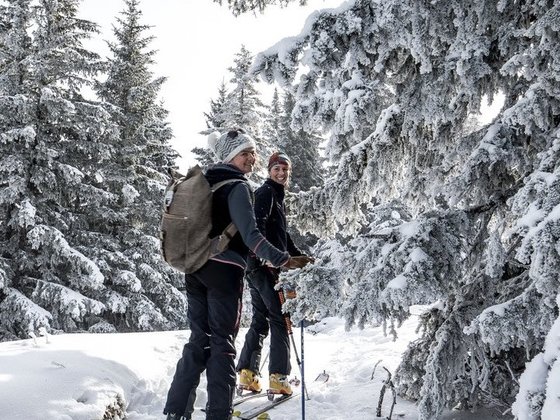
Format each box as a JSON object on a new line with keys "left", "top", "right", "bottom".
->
{"left": 0, "top": 313, "right": 511, "bottom": 419}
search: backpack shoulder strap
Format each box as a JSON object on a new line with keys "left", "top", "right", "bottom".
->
{"left": 210, "top": 178, "right": 244, "bottom": 192}
{"left": 210, "top": 179, "right": 248, "bottom": 249}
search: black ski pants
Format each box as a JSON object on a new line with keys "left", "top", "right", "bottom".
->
{"left": 236, "top": 267, "right": 291, "bottom": 376}
{"left": 164, "top": 260, "right": 244, "bottom": 420}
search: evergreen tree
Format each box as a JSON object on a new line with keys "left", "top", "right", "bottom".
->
{"left": 252, "top": 0, "right": 560, "bottom": 418}
{"left": 213, "top": 0, "right": 305, "bottom": 16}
{"left": 190, "top": 145, "right": 215, "bottom": 170}
{"left": 268, "top": 88, "right": 323, "bottom": 252}
{"left": 192, "top": 80, "right": 230, "bottom": 168}
{"left": 223, "top": 45, "right": 272, "bottom": 178}
{"left": 262, "top": 87, "right": 282, "bottom": 146}
{"left": 0, "top": 0, "right": 121, "bottom": 339}
{"left": 223, "top": 45, "right": 265, "bottom": 131}
{"left": 0, "top": 0, "right": 38, "bottom": 342}
{"left": 198, "top": 45, "right": 272, "bottom": 179}
{"left": 278, "top": 90, "right": 323, "bottom": 192}
{"left": 94, "top": 0, "right": 186, "bottom": 332}
{"left": 204, "top": 79, "right": 229, "bottom": 133}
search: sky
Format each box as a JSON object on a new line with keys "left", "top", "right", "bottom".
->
{"left": 78, "top": 0, "right": 342, "bottom": 172}
{"left": 0, "top": 312, "right": 514, "bottom": 419}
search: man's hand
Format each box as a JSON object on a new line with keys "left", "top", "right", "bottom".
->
{"left": 301, "top": 255, "right": 315, "bottom": 265}
{"left": 284, "top": 255, "right": 315, "bottom": 270}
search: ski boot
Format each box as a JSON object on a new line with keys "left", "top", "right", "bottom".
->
{"left": 267, "top": 373, "right": 293, "bottom": 400}
{"left": 237, "top": 368, "right": 262, "bottom": 395}
{"left": 165, "top": 413, "right": 187, "bottom": 420}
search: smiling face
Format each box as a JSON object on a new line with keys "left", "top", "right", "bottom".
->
{"left": 229, "top": 147, "right": 256, "bottom": 174}
{"left": 269, "top": 163, "right": 291, "bottom": 186}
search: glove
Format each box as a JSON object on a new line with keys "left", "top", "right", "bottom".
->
{"left": 283, "top": 255, "right": 314, "bottom": 270}
{"left": 301, "top": 255, "right": 315, "bottom": 265}
{"left": 284, "top": 288, "right": 297, "bottom": 299}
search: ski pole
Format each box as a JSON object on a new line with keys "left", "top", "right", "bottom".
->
{"left": 260, "top": 349, "right": 270, "bottom": 374}
{"left": 301, "top": 320, "right": 306, "bottom": 420}
{"left": 288, "top": 321, "right": 309, "bottom": 400}
{"left": 278, "top": 288, "right": 309, "bottom": 400}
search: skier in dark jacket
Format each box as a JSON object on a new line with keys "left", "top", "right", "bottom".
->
{"left": 164, "top": 130, "right": 309, "bottom": 420}
{"left": 236, "top": 151, "right": 313, "bottom": 396}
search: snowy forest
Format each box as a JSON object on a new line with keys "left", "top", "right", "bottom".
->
{"left": 1, "top": 0, "right": 559, "bottom": 420}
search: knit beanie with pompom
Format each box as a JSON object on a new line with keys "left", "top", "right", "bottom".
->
{"left": 207, "top": 128, "right": 256, "bottom": 163}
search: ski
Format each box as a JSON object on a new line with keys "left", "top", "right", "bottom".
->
{"left": 234, "top": 393, "right": 296, "bottom": 420}
{"left": 233, "top": 391, "right": 267, "bottom": 407}
{"left": 200, "top": 392, "right": 266, "bottom": 414}
{"left": 231, "top": 371, "right": 329, "bottom": 418}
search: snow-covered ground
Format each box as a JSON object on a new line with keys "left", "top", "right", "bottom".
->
{"left": 0, "top": 314, "right": 510, "bottom": 419}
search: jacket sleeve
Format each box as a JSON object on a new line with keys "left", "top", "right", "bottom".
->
{"left": 228, "top": 183, "right": 290, "bottom": 268}
{"left": 286, "top": 232, "right": 304, "bottom": 256}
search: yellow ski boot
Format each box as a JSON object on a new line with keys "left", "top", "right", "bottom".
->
{"left": 238, "top": 368, "right": 262, "bottom": 393}
{"left": 268, "top": 373, "right": 293, "bottom": 396}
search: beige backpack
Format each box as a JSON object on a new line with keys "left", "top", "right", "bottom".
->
{"left": 160, "top": 165, "right": 242, "bottom": 273}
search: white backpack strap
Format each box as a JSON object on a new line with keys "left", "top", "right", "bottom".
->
{"left": 210, "top": 178, "right": 242, "bottom": 192}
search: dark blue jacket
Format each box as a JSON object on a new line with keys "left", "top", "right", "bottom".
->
{"left": 205, "top": 164, "right": 290, "bottom": 270}
{"left": 248, "top": 179, "right": 303, "bottom": 271}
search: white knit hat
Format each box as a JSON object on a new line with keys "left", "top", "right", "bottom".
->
{"left": 207, "top": 128, "right": 256, "bottom": 163}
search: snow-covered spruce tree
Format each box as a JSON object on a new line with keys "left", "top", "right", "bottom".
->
{"left": 511, "top": 296, "right": 560, "bottom": 420}
{"left": 192, "top": 80, "right": 230, "bottom": 168}
{"left": 204, "top": 79, "right": 230, "bottom": 133}
{"left": 189, "top": 145, "right": 215, "bottom": 171}
{"left": 223, "top": 45, "right": 273, "bottom": 179}
{"left": 213, "top": 0, "right": 305, "bottom": 16}
{"left": 0, "top": 0, "right": 122, "bottom": 339}
{"left": 93, "top": 0, "right": 186, "bottom": 332}
{"left": 277, "top": 89, "right": 323, "bottom": 192}
{"left": 251, "top": 0, "right": 559, "bottom": 418}
{"left": 261, "top": 87, "right": 282, "bottom": 153}
{"left": 264, "top": 88, "right": 324, "bottom": 253}
{"left": 193, "top": 45, "right": 275, "bottom": 175}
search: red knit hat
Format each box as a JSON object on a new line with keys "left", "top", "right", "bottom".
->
{"left": 268, "top": 152, "right": 291, "bottom": 170}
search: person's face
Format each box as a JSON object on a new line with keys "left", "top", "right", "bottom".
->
{"left": 230, "top": 147, "right": 256, "bottom": 174}
{"left": 269, "top": 163, "right": 291, "bottom": 186}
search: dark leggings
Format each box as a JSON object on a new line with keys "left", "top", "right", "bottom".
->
{"left": 236, "top": 267, "right": 291, "bottom": 376}
{"left": 164, "top": 260, "right": 244, "bottom": 419}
